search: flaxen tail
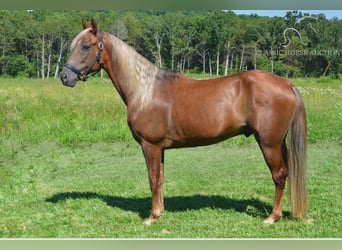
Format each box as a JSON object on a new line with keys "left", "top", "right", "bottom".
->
{"left": 288, "top": 86, "right": 308, "bottom": 219}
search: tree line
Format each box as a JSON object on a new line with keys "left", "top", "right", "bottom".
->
{"left": 1, "top": 10, "right": 341, "bottom": 79}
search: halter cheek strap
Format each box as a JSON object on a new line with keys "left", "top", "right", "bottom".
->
{"left": 64, "top": 31, "right": 104, "bottom": 81}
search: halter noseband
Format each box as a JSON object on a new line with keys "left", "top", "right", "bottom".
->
{"left": 64, "top": 31, "right": 104, "bottom": 81}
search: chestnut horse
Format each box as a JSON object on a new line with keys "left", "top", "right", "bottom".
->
{"left": 60, "top": 19, "right": 307, "bottom": 225}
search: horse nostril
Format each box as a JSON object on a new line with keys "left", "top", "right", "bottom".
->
{"left": 61, "top": 73, "right": 67, "bottom": 82}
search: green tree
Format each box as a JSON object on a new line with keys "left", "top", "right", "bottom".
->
{"left": 0, "top": 10, "right": 340, "bottom": 79}
{"left": 0, "top": 11, "right": 16, "bottom": 76}
{"left": 124, "top": 12, "right": 143, "bottom": 49}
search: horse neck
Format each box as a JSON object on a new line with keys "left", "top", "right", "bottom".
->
{"left": 104, "top": 34, "right": 159, "bottom": 107}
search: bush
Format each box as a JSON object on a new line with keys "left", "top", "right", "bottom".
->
{"left": 5, "top": 55, "right": 35, "bottom": 77}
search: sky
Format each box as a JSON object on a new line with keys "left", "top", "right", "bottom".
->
{"left": 233, "top": 10, "right": 342, "bottom": 20}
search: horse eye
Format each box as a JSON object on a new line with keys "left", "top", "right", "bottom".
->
{"left": 82, "top": 44, "right": 91, "bottom": 50}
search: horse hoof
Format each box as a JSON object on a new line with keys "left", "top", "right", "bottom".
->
{"left": 263, "top": 214, "right": 281, "bottom": 224}
{"left": 263, "top": 218, "right": 275, "bottom": 224}
{"left": 143, "top": 215, "right": 161, "bottom": 225}
{"left": 143, "top": 219, "right": 153, "bottom": 225}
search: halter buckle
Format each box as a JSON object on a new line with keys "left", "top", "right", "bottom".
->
{"left": 78, "top": 72, "right": 88, "bottom": 81}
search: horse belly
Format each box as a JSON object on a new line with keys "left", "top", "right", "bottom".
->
{"left": 169, "top": 100, "right": 247, "bottom": 147}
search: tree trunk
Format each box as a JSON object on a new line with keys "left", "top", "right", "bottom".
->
{"left": 216, "top": 44, "right": 220, "bottom": 76}
{"left": 36, "top": 53, "right": 40, "bottom": 78}
{"left": 180, "top": 56, "right": 186, "bottom": 73}
{"left": 170, "top": 34, "right": 175, "bottom": 71}
{"left": 216, "top": 51, "right": 220, "bottom": 76}
{"left": 239, "top": 45, "right": 245, "bottom": 72}
{"left": 47, "top": 52, "right": 51, "bottom": 79}
{"left": 203, "top": 51, "right": 206, "bottom": 74}
{"left": 270, "top": 47, "right": 274, "bottom": 74}
{"left": 224, "top": 53, "right": 229, "bottom": 76}
{"left": 235, "top": 54, "right": 239, "bottom": 71}
{"left": 254, "top": 46, "right": 257, "bottom": 70}
{"left": 54, "top": 36, "right": 65, "bottom": 78}
{"left": 153, "top": 31, "right": 163, "bottom": 68}
{"left": 208, "top": 51, "right": 212, "bottom": 76}
{"left": 197, "top": 47, "right": 207, "bottom": 74}
{"left": 224, "top": 41, "right": 230, "bottom": 76}
{"left": 230, "top": 53, "right": 234, "bottom": 71}
{"left": 41, "top": 35, "right": 45, "bottom": 80}
{"left": 46, "top": 40, "right": 51, "bottom": 79}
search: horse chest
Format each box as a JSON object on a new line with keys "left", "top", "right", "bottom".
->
{"left": 127, "top": 106, "right": 170, "bottom": 144}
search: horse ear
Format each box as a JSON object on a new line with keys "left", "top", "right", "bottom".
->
{"left": 90, "top": 18, "right": 98, "bottom": 35}
{"left": 82, "top": 19, "right": 88, "bottom": 29}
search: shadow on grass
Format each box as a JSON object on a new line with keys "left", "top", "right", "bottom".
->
{"left": 46, "top": 192, "right": 290, "bottom": 220}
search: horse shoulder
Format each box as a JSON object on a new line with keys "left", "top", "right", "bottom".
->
{"left": 127, "top": 94, "right": 171, "bottom": 146}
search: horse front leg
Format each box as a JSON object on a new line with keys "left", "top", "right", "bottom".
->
{"left": 141, "top": 142, "right": 165, "bottom": 225}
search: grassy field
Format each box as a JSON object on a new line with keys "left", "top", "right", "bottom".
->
{"left": 0, "top": 76, "right": 341, "bottom": 238}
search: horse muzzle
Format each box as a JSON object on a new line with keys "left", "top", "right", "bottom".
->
{"left": 60, "top": 68, "right": 78, "bottom": 87}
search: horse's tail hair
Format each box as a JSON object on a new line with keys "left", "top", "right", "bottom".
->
{"left": 288, "top": 86, "right": 308, "bottom": 219}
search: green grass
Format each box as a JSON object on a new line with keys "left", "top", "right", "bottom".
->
{"left": 293, "top": 77, "right": 342, "bottom": 143}
{"left": 0, "top": 76, "right": 341, "bottom": 238}
{"left": 0, "top": 78, "right": 130, "bottom": 145}
{"left": 0, "top": 141, "right": 341, "bottom": 238}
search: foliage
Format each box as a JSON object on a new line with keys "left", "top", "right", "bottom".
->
{"left": 1, "top": 10, "right": 342, "bottom": 79}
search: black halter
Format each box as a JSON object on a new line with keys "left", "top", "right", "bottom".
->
{"left": 64, "top": 31, "right": 104, "bottom": 81}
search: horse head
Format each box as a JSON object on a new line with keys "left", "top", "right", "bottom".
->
{"left": 60, "top": 18, "right": 104, "bottom": 87}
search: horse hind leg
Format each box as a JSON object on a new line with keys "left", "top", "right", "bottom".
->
{"left": 256, "top": 137, "right": 288, "bottom": 224}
